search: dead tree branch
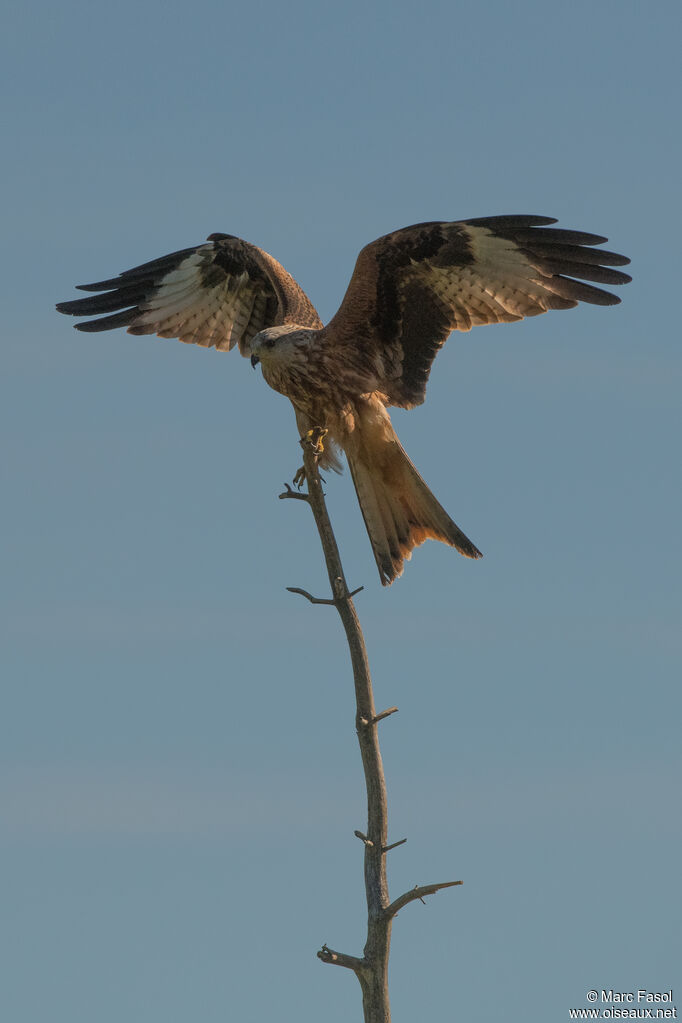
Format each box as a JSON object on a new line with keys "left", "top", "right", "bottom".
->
{"left": 280, "top": 435, "right": 460, "bottom": 1023}
{"left": 385, "top": 880, "right": 463, "bottom": 919}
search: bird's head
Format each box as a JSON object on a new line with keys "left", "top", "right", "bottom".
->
{"left": 249, "top": 324, "right": 314, "bottom": 369}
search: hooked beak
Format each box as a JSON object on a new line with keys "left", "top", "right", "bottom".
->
{"left": 250, "top": 354, "right": 260, "bottom": 369}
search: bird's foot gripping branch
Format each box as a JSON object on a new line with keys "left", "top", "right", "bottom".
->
{"left": 292, "top": 426, "right": 328, "bottom": 489}
{"left": 304, "top": 426, "right": 328, "bottom": 454}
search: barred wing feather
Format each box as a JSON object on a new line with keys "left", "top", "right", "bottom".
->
{"left": 56, "top": 233, "right": 322, "bottom": 355}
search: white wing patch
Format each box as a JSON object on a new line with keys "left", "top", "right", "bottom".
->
{"left": 454, "top": 226, "right": 576, "bottom": 327}
{"left": 130, "top": 249, "right": 259, "bottom": 351}
{"left": 403, "top": 226, "right": 576, "bottom": 334}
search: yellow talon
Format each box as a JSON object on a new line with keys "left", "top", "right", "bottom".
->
{"left": 305, "top": 426, "right": 328, "bottom": 454}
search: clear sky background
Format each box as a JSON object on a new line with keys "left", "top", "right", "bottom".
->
{"left": 3, "top": 2, "right": 680, "bottom": 1021}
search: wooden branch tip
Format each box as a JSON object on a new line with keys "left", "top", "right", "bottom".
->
{"left": 353, "top": 829, "right": 374, "bottom": 847}
{"left": 317, "top": 944, "right": 364, "bottom": 973}
{"left": 285, "top": 587, "right": 336, "bottom": 606}
{"left": 382, "top": 838, "right": 407, "bottom": 853}
{"left": 278, "top": 483, "right": 310, "bottom": 502}
{"left": 385, "top": 879, "right": 463, "bottom": 919}
{"left": 371, "top": 706, "right": 399, "bottom": 725}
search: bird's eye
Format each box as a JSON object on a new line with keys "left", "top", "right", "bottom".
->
{"left": 265, "top": 338, "right": 275, "bottom": 349}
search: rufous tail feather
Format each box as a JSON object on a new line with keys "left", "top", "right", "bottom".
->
{"left": 345, "top": 406, "right": 482, "bottom": 585}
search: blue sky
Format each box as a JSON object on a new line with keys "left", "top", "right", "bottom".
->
{"left": 3, "top": 1, "right": 680, "bottom": 1020}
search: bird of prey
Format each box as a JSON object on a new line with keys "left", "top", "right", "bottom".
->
{"left": 57, "top": 214, "right": 630, "bottom": 585}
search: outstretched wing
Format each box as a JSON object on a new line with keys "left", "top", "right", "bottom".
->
{"left": 322, "top": 215, "right": 631, "bottom": 408}
{"left": 56, "top": 233, "right": 322, "bottom": 354}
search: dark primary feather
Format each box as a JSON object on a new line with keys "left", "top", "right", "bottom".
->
{"left": 322, "top": 214, "right": 631, "bottom": 408}
{"left": 57, "top": 215, "right": 630, "bottom": 396}
{"left": 56, "top": 234, "right": 321, "bottom": 353}
{"left": 71, "top": 247, "right": 201, "bottom": 293}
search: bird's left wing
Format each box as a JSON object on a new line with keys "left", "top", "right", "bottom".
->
{"left": 322, "top": 215, "right": 631, "bottom": 408}
{"left": 57, "top": 233, "right": 322, "bottom": 354}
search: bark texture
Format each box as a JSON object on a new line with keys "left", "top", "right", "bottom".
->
{"left": 280, "top": 433, "right": 461, "bottom": 1022}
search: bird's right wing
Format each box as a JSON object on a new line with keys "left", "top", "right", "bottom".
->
{"left": 57, "top": 233, "right": 322, "bottom": 355}
{"left": 323, "top": 215, "right": 631, "bottom": 408}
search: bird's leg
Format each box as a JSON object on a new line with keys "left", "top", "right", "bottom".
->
{"left": 293, "top": 427, "right": 329, "bottom": 488}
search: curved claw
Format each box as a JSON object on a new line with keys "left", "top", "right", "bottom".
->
{"left": 302, "top": 426, "right": 328, "bottom": 455}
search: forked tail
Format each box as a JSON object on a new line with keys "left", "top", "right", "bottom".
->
{"left": 345, "top": 404, "right": 482, "bottom": 585}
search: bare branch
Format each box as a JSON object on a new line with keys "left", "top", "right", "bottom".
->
{"left": 285, "top": 436, "right": 461, "bottom": 1022}
{"left": 290, "top": 440, "right": 394, "bottom": 1020}
{"left": 317, "top": 945, "right": 365, "bottom": 972}
{"left": 285, "top": 586, "right": 335, "bottom": 605}
{"left": 382, "top": 838, "right": 407, "bottom": 853}
{"left": 363, "top": 707, "right": 399, "bottom": 726}
{"left": 278, "top": 482, "right": 310, "bottom": 502}
{"left": 385, "top": 880, "right": 463, "bottom": 919}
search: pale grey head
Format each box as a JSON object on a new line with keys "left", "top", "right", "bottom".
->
{"left": 249, "top": 324, "right": 317, "bottom": 369}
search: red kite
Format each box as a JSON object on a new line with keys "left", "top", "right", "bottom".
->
{"left": 57, "top": 215, "right": 630, "bottom": 584}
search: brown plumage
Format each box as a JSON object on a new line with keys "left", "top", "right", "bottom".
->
{"left": 57, "top": 215, "right": 631, "bottom": 584}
